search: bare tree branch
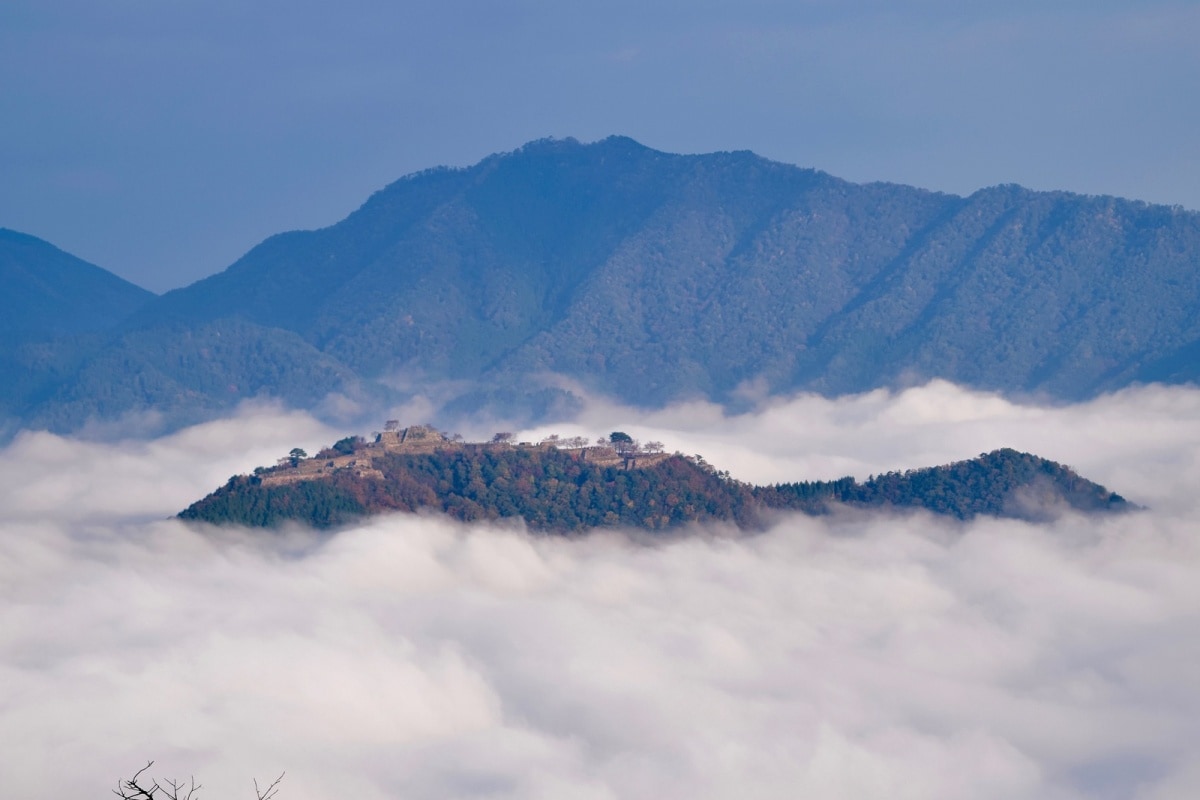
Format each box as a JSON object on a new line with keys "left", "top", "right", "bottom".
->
{"left": 116, "top": 763, "right": 279, "bottom": 800}
{"left": 255, "top": 773, "right": 285, "bottom": 800}
{"left": 164, "top": 776, "right": 201, "bottom": 800}
{"left": 114, "top": 761, "right": 160, "bottom": 800}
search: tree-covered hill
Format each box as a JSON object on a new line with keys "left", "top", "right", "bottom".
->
{"left": 178, "top": 443, "right": 1130, "bottom": 532}
{"left": 8, "top": 136, "right": 1200, "bottom": 433}
{"left": 754, "top": 448, "right": 1129, "bottom": 522}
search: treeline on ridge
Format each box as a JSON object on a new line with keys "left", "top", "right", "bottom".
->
{"left": 178, "top": 446, "right": 1130, "bottom": 531}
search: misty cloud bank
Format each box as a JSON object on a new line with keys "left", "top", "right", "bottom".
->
{"left": 1, "top": 382, "right": 1198, "bottom": 799}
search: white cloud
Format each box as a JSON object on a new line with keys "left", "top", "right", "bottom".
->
{"left": 525, "top": 379, "right": 1200, "bottom": 512}
{"left": 1, "top": 383, "right": 1198, "bottom": 799}
{"left": 0, "top": 402, "right": 340, "bottom": 523}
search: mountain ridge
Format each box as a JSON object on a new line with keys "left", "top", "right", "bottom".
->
{"left": 178, "top": 426, "right": 1131, "bottom": 531}
{"left": 0, "top": 228, "right": 156, "bottom": 335}
{"left": 4, "top": 136, "right": 1199, "bottom": 435}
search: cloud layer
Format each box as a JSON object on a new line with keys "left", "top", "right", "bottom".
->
{"left": 1, "top": 383, "right": 1198, "bottom": 799}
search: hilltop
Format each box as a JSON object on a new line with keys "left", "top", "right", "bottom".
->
{"left": 178, "top": 425, "right": 1131, "bottom": 531}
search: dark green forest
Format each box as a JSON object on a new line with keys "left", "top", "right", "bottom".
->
{"left": 754, "top": 448, "right": 1128, "bottom": 521}
{"left": 179, "top": 446, "right": 1130, "bottom": 532}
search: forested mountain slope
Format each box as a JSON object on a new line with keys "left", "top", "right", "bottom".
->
{"left": 7, "top": 136, "right": 1200, "bottom": 433}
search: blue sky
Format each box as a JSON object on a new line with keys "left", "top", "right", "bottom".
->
{"left": 3, "top": 0, "right": 1198, "bottom": 292}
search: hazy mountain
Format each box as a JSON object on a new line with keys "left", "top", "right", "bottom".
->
{"left": 0, "top": 230, "right": 363, "bottom": 435}
{"left": 22, "top": 319, "right": 368, "bottom": 436}
{"left": 7, "top": 136, "right": 1200, "bottom": 433}
{"left": 0, "top": 228, "right": 155, "bottom": 336}
{"left": 0, "top": 229, "right": 158, "bottom": 436}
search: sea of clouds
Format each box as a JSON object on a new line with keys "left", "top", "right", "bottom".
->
{"left": 2, "top": 381, "right": 1199, "bottom": 799}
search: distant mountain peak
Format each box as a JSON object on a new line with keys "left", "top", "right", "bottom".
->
{"left": 512, "top": 134, "right": 649, "bottom": 154}
{"left": 0, "top": 228, "right": 154, "bottom": 336}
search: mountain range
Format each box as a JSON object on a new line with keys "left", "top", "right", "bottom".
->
{"left": 5, "top": 136, "right": 1200, "bottom": 437}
